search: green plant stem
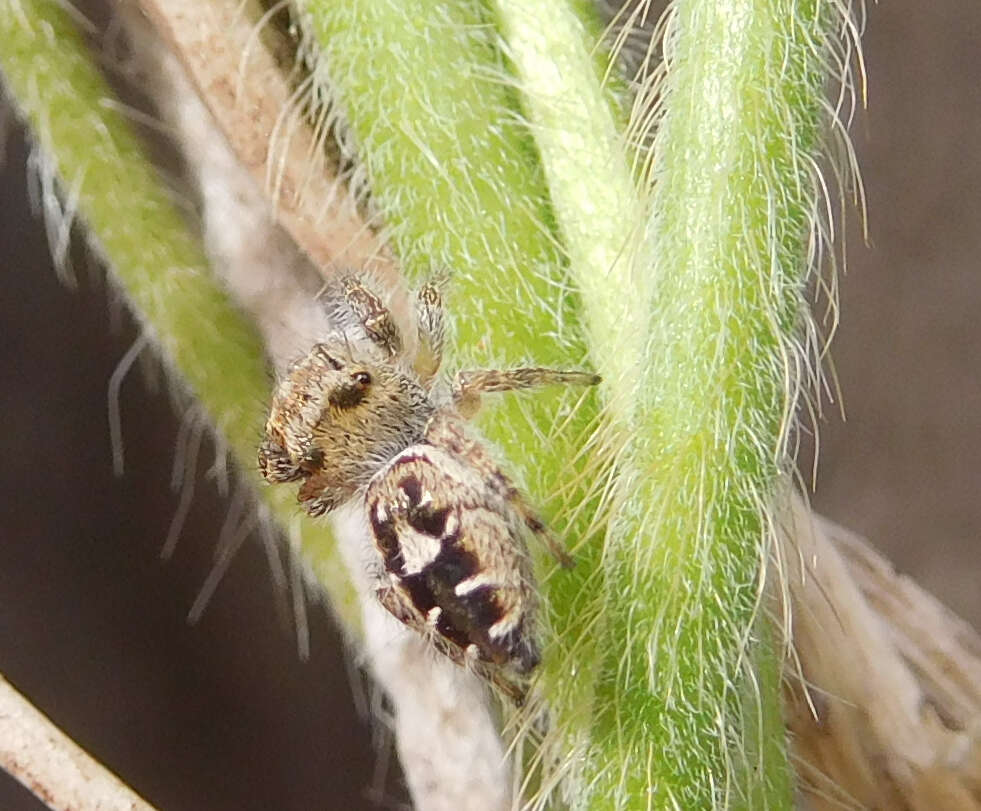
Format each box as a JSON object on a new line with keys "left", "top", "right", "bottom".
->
{"left": 0, "top": 0, "right": 359, "bottom": 628}
{"left": 491, "top": 0, "right": 647, "bottom": 408}
{"left": 298, "top": 0, "right": 608, "bottom": 725}
{"left": 585, "top": 0, "right": 832, "bottom": 805}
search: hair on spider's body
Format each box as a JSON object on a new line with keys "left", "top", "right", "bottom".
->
{"left": 259, "top": 273, "right": 599, "bottom": 702}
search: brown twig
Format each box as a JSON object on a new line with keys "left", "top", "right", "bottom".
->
{"left": 131, "top": 0, "right": 393, "bottom": 276}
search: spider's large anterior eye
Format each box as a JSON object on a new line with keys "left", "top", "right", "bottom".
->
{"left": 329, "top": 371, "right": 371, "bottom": 409}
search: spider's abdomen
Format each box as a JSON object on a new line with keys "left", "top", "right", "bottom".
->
{"left": 366, "top": 439, "right": 540, "bottom": 675}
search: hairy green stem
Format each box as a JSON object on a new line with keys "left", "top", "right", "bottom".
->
{"left": 491, "top": 0, "right": 647, "bottom": 407}
{"left": 0, "top": 0, "right": 359, "bottom": 628}
{"left": 584, "top": 0, "right": 833, "bottom": 805}
{"left": 297, "top": 0, "right": 609, "bottom": 730}
{"left": 297, "top": 9, "right": 626, "bottom": 801}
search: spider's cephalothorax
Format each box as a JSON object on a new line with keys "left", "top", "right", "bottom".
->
{"left": 258, "top": 274, "right": 599, "bottom": 700}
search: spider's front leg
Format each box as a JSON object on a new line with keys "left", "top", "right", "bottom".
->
{"left": 451, "top": 367, "right": 601, "bottom": 417}
{"left": 340, "top": 275, "right": 403, "bottom": 357}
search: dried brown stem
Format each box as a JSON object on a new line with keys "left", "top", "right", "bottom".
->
{"left": 131, "top": 0, "right": 392, "bottom": 276}
{"left": 118, "top": 13, "right": 511, "bottom": 811}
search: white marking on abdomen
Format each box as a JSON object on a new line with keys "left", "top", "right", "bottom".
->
{"left": 488, "top": 612, "right": 520, "bottom": 639}
{"left": 454, "top": 572, "right": 497, "bottom": 596}
{"left": 398, "top": 528, "right": 443, "bottom": 574}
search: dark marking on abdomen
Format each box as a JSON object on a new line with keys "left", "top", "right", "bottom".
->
{"left": 408, "top": 503, "right": 450, "bottom": 538}
{"left": 398, "top": 474, "right": 422, "bottom": 504}
{"left": 400, "top": 573, "right": 437, "bottom": 615}
{"left": 435, "top": 612, "right": 473, "bottom": 650}
{"left": 459, "top": 585, "right": 505, "bottom": 630}
{"left": 426, "top": 544, "right": 479, "bottom": 588}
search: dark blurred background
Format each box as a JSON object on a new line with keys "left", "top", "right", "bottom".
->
{"left": 1, "top": 1, "right": 979, "bottom": 809}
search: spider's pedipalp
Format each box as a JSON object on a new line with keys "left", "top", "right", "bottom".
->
{"left": 257, "top": 437, "right": 303, "bottom": 483}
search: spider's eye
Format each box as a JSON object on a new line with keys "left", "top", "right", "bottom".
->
{"left": 329, "top": 371, "right": 371, "bottom": 409}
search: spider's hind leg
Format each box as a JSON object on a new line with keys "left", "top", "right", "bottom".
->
{"left": 425, "top": 413, "right": 577, "bottom": 570}
{"left": 513, "top": 500, "right": 576, "bottom": 570}
{"left": 376, "top": 581, "right": 529, "bottom": 705}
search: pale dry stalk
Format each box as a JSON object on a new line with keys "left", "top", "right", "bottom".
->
{"left": 132, "top": 0, "right": 393, "bottom": 276}
{"left": 784, "top": 496, "right": 981, "bottom": 810}
{"left": 0, "top": 672, "right": 157, "bottom": 811}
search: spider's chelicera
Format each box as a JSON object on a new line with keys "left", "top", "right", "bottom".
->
{"left": 258, "top": 274, "right": 599, "bottom": 700}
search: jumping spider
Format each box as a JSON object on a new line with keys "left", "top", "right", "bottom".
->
{"left": 258, "top": 274, "right": 599, "bottom": 700}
